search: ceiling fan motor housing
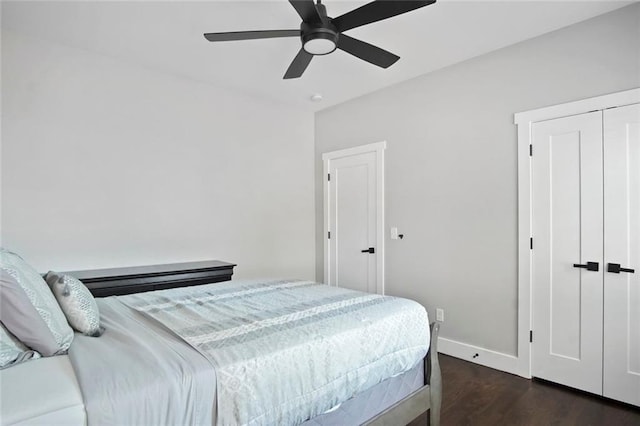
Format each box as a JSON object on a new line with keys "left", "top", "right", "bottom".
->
{"left": 301, "top": 21, "right": 338, "bottom": 55}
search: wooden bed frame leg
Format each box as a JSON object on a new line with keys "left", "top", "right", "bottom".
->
{"left": 427, "top": 322, "right": 442, "bottom": 426}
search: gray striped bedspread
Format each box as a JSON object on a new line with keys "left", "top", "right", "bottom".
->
{"left": 120, "top": 279, "right": 430, "bottom": 426}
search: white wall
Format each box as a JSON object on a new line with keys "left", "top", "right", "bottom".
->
{"left": 315, "top": 4, "right": 640, "bottom": 357}
{"left": 1, "top": 31, "right": 315, "bottom": 279}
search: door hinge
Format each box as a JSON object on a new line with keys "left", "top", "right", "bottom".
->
{"left": 530, "top": 330, "right": 533, "bottom": 343}
{"left": 530, "top": 237, "right": 533, "bottom": 250}
{"left": 327, "top": 173, "right": 330, "bottom": 181}
{"left": 529, "top": 144, "right": 533, "bottom": 157}
{"left": 328, "top": 231, "right": 330, "bottom": 239}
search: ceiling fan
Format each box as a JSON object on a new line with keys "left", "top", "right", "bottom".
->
{"left": 204, "top": 0, "right": 436, "bottom": 79}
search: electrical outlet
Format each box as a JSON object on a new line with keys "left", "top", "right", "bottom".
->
{"left": 436, "top": 308, "right": 444, "bottom": 322}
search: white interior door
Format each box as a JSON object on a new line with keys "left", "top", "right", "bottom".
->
{"left": 324, "top": 143, "right": 384, "bottom": 294}
{"left": 603, "top": 103, "right": 640, "bottom": 406}
{"left": 531, "top": 111, "right": 604, "bottom": 395}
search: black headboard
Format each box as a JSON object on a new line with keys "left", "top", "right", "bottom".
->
{"left": 62, "top": 260, "right": 236, "bottom": 297}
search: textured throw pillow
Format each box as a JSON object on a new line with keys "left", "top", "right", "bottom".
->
{"left": 45, "top": 272, "right": 104, "bottom": 337}
{"left": 0, "top": 249, "right": 74, "bottom": 355}
{"left": 0, "top": 322, "right": 41, "bottom": 369}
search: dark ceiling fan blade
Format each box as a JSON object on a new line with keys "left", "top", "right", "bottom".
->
{"left": 283, "top": 49, "right": 313, "bottom": 79}
{"left": 204, "top": 29, "right": 299, "bottom": 42}
{"left": 333, "top": 0, "right": 436, "bottom": 32}
{"left": 337, "top": 34, "right": 399, "bottom": 68}
{"left": 289, "top": 0, "right": 321, "bottom": 23}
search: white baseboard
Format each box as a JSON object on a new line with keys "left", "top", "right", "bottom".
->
{"left": 438, "top": 336, "right": 524, "bottom": 377}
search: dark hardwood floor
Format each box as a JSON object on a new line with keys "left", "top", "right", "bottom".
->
{"left": 414, "top": 354, "right": 640, "bottom": 426}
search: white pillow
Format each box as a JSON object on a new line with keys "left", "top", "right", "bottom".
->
{"left": 0, "top": 323, "right": 40, "bottom": 369}
{"left": 0, "top": 249, "right": 74, "bottom": 355}
{"left": 45, "top": 272, "right": 104, "bottom": 337}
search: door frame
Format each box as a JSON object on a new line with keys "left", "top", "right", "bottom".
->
{"left": 322, "top": 141, "right": 386, "bottom": 294}
{"left": 514, "top": 87, "right": 640, "bottom": 378}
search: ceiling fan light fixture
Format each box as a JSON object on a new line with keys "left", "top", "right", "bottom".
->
{"left": 301, "top": 25, "right": 338, "bottom": 56}
{"left": 303, "top": 37, "right": 336, "bottom": 55}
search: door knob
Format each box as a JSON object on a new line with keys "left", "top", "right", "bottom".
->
{"left": 607, "top": 263, "right": 635, "bottom": 274}
{"left": 361, "top": 247, "right": 375, "bottom": 254}
{"left": 573, "top": 262, "right": 599, "bottom": 271}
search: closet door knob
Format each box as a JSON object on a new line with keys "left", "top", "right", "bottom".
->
{"left": 361, "top": 247, "right": 375, "bottom": 254}
{"left": 573, "top": 262, "right": 599, "bottom": 271}
{"left": 607, "top": 263, "right": 635, "bottom": 274}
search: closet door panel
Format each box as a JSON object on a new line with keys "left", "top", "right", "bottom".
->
{"left": 603, "top": 103, "right": 640, "bottom": 407}
{"left": 531, "top": 111, "right": 604, "bottom": 395}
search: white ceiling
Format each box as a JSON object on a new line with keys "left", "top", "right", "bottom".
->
{"left": 2, "top": 0, "right": 634, "bottom": 111}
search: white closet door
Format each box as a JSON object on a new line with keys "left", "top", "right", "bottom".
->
{"left": 531, "top": 111, "right": 604, "bottom": 395}
{"left": 603, "top": 103, "right": 640, "bottom": 406}
{"left": 327, "top": 152, "right": 378, "bottom": 293}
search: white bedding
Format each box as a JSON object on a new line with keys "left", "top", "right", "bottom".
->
{"left": 2, "top": 279, "right": 430, "bottom": 426}
{"left": 0, "top": 355, "right": 85, "bottom": 426}
{"left": 122, "top": 279, "right": 430, "bottom": 426}
{"left": 68, "top": 297, "right": 216, "bottom": 426}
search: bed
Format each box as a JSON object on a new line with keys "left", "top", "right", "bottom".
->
{"left": 0, "top": 260, "right": 441, "bottom": 426}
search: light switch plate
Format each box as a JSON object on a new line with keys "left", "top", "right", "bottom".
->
{"left": 390, "top": 227, "right": 399, "bottom": 240}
